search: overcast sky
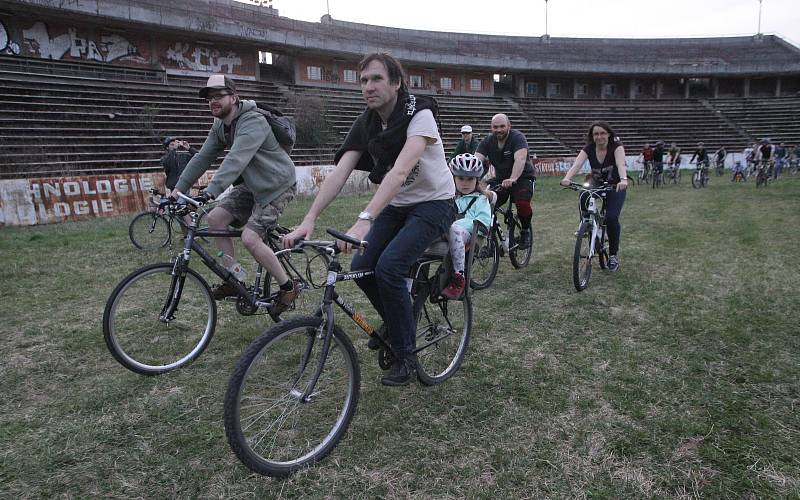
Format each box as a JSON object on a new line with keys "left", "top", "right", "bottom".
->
{"left": 274, "top": 0, "right": 800, "bottom": 46}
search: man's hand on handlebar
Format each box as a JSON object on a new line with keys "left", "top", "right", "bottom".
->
{"left": 282, "top": 220, "right": 315, "bottom": 249}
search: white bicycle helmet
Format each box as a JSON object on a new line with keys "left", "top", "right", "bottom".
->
{"left": 449, "top": 153, "right": 484, "bottom": 178}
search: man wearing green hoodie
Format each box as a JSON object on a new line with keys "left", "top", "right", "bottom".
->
{"left": 172, "top": 74, "right": 298, "bottom": 314}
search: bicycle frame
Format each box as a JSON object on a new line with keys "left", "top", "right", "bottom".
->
{"left": 293, "top": 231, "right": 458, "bottom": 401}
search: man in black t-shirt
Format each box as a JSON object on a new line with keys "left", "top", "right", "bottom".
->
{"left": 475, "top": 114, "right": 535, "bottom": 249}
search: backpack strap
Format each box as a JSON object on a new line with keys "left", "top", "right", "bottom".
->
{"left": 458, "top": 196, "right": 478, "bottom": 217}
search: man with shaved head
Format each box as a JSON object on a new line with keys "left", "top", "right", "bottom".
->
{"left": 475, "top": 114, "right": 535, "bottom": 249}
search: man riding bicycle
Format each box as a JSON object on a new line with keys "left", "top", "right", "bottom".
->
{"left": 171, "top": 74, "right": 299, "bottom": 315}
{"left": 283, "top": 53, "right": 455, "bottom": 387}
{"left": 474, "top": 113, "right": 535, "bottom": 249}
{"left": 690, "top": 142, "right": 710, "bottom": 175}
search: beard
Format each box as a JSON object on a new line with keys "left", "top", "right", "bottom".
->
{"left": 494, "top": 130, "right": 508, "bottom": 141}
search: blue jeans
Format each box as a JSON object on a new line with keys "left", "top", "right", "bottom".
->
{"left": 351, "top": 199, "right": 456, "bottom": 356}
{"left": 604, "top": 190, "right": 626, "bottom": 255}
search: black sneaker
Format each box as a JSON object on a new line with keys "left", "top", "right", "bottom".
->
{"left": 381, "top": 354, "right": 417, "bottom": 386}
{"left": 518, "top": 230, "right": 532, "bottom": 249}
{"left": 367, "top": 323, "right": 388, "bottom": 350}
{"left": 608, "top": 254, "right": 620, "bottom": 272}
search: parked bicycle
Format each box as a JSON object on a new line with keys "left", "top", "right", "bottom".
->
{"left": 470, "top": 185, "right": 533, "bottom": 290}
{"left": 691, "top": 161, "right": 710, "bottom": 188}
{"left": 104, "top": 193, "right": 329, "bottom": 375}
{"left": 128, "top": 188, "right": 204, "bottom": 250}
{"left": 223, "top": 228, "right": 475, "bottom": 477}
{"left": 567, "top": 182, "right": 614, "bottom": 291}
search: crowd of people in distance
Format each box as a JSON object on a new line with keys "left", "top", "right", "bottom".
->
{"left": 636, "top": 138, "right": 798, "bottom": 183}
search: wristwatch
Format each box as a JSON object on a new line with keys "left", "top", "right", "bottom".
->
{"left": 357, "top": 211, "right": 374, "bottom": 222}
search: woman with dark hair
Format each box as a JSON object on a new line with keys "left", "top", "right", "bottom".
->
{"left": 560, "top": 121, "right": 629, "bottom": 272}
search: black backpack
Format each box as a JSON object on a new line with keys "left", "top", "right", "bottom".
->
{"left": 230, "top": 102, "right": 296, "bottom": 155}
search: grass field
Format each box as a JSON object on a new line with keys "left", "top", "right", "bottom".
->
{"left": 1, "top": 175, "right": 799, "bottom": 498}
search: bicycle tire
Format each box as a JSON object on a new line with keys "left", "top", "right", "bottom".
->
{"left": 691, "top": 171, "right": 702, "bottom": 189}
{"left": 572, "top": 221, "right": 592, "bottom": 291}
{"left": 469, "top": 232, "right": 500, "bottom": 290}
{"left": 261, "top": 247, "right": 331, "bottom": 319}
{"left": 597, "top": 226, "right": 609, "bottom": 270}
{"left": 413, "top": 286, "right": 472, "bottom": 386}
{"left": 129, "top": 212, "right": 171, "bottom": 250}
{"left": 508, "top": 218, "right": 532, "bottom": 269}
{"left": 103, "top": 263, "right": 216, "bottom": 375}
{"left": 224, "top": 316, "right": 360, "bottom": 477}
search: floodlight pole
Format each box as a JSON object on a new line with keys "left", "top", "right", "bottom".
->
{"left": 757, "top": 0, "right": 763, "bottom": 34}
{"left": 545, "top": 0, "right": 549, "bottom": 36}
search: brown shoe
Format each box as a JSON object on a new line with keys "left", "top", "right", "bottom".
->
{"left": 271, "top": 280, "right": 300, "bottom": 316}
{"left": 211, "top": 281, "right": 240, "bottom": 300}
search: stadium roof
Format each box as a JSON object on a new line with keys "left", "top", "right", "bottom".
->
{"left": 5, "top": 0, "right": 800, "bottom": 75}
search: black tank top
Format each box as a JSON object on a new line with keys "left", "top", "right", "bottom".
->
{"left": 582, "top": 141, "right": 622, "bottom": 185}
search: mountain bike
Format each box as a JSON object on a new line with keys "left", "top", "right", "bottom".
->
{"left": 755, "top": 160, "right": 773, "bottom": 187}
{"left": 651, "top": 164, "right": 664, "bottom": 189}
{"left": 691, "top": 161, "right": 710, "bottom": 188}
{"left": 470, "top": 185, "right": 533, "bottom": 290}
{"left": 634, "top": 160, "right": 651, "bottom": 186}
{"left": 104, "top": 193, "right": 330, "bottom": 375}
{"left": 714, "top": 157, "right": 726, "bottom": 176}
{"left": 664, "top": 163, "right": 682, "bottom": 185}
{"left": 128, "top": 189, "right": 206, "bottom": 250}
{"left": 223, "top": 227, "right": 476, "bottom": 477}
{"left": 567, "top": 182, "right": 614, "bottom": 291}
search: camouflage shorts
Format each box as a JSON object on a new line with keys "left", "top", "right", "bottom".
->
{"left": 217, "top": 184, "right": 296, "bottom": 240}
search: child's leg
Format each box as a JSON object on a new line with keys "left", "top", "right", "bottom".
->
{"left": 448, "top": 223, "right": 471, "bottom": 274}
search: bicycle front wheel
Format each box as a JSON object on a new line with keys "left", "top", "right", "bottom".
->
{"left": 413, "top": 288, "right": 472, "bottom": 386}
{"left": 573, "top": 221, "right": 592, "bottom": 291}
{"left": 470, "top": 233, "right": 500, "bottom": 290}
{"left": 129, "top": 212, "right": 171, "bottom": 250}
{"left": 691, "top": 171, "right": 702, "bottom": 189}
{"left": 508, "top": 219, "right": 532, "bottom": 269}
{"left": 597, "top": 226, "right": 609, "bottom": 270}
{"left": 224, "top": 317, "right": 360, "bottom": 477}
{"left": 103, "top": 263, "right": 216, "bottom": 375}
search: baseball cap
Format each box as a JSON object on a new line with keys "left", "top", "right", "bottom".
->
{"left": 198, "top": 74, "right": 237, "bottom": 98}
{"left": 460, "top": 125, "right": 472, "bottom": 133}
{"left": 162, "top": 136, "right": 175, "bottom": 147}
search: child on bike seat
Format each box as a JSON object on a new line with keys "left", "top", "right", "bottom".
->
{"left": 442, "top": 154, "right": 493, "bottom": 299}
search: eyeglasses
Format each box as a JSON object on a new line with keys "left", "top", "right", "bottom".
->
{"left": 206, "top": 93, "right": 231, "bottom": 102}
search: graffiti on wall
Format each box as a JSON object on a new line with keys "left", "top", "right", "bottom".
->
{"left": 0, "top": 174, "right": 162, "bottom": 226}
{"left": 21, "top": 21, "right": 147, "bottom": 64}
{"left": 0, "top": 20, "right": 21, "bottom": 55}
{"left": 164, "top": 42, "right": 243, "bottom": 74}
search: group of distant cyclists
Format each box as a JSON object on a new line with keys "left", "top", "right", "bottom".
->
{"left": 636, "top": 138, "right": 798, "bottom": 184}
{"left": 157, "top": 53, "right": 630, "bottom": 387}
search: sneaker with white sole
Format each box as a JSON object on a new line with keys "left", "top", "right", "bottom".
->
{"left": 608, "top": 254, "right": 620, "bottom": 272}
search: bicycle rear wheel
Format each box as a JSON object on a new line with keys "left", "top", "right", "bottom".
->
{"left": 224, "top": 317, "right": 359, "bottom": 477}
{"left": 103, "top": 263, "right": 216, "bottom": 375}
{"left": 470, "top": 233, "right": 500, "bottom": 290}
{"left": 572, "top": 221, "right": 592, "bottom": 291}
{"left": 508, "top": 219, "right": 532, "bottom": 269}
{"left": 129, "top": 212, "right": 171, "bottom": 250}
{"left": 413, "top": 287, "right": 472, "bottom": 386}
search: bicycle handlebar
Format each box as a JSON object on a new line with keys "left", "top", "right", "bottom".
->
{"left": 565, "top": 182, "right": 614, "bottom": 193}
{"left": 326, "top": 228, "right": 368, "bottom": 249}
